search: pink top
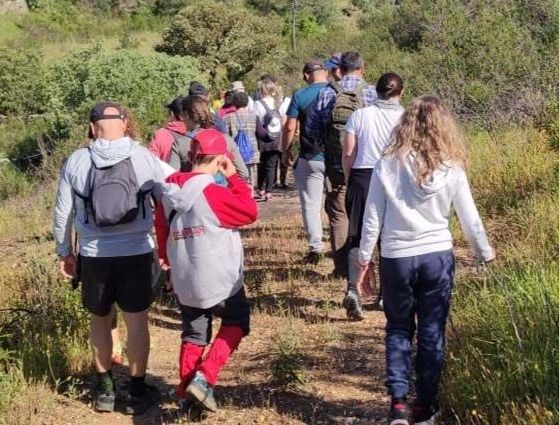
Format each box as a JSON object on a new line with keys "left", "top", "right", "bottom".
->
{"left": 148, "top": 120, "right": 188, "bottom": 162}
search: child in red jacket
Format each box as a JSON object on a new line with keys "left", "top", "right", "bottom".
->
{"left": 154, "top": 129, "right": 258, "bottom": 416}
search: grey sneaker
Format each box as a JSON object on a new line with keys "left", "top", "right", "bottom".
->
{"left": 343, "top": 290, "right": 364, "bottom": 321}
{"left": 186, "top": 371, "right": 218, "bottom": 412}
{"left": 125, "top": 384, "right": 161, "bottom": 415}
{"left": 94, "top": 376, "right": 115, "bottom": 413}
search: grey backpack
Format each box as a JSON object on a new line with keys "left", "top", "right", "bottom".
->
{"left": 75, "top": 152, "right": 149, "bottom": 227}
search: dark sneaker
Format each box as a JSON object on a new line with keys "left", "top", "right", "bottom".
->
{"left": 186, "top": 371, "right": 218, "bottom": 412}
{"left": 412, "top": 403, "right": 440, "bottom": 425}
{"left": 388, "top": 399, "right": 410, "bottom": 425}
{"left": 342, "top": 290, "right": 364, "bottom": 321}
{"left": 94, "top": 376, "right": 115, "bottom": 413}
{"left": 304, "top": 251, "right": 324, "bottom": 265}
{"left": 125, "top": 384, "right": 161, "bottom": 415}
{"left": 178, "top": 397, "right": 204, "bottom": 421}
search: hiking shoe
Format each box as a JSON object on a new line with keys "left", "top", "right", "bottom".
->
{"left": 342, "top": 291, "right": 364, "bottom": 321}
{"left": 94, "top": 375, "right": 116, "bottom": 413}
{"left": 412, "top": 403, "right": 440, "bottom": 425}
{"left": 304, "top": 251, "right": 324, "bottom": 265}
{"left": 178, "top": 397, "right": 204, "bottom": 421}
{"left": 186, "top": 371, "right": 218, "bottom": 412}
{"left": 125, "top": 384, "right": 161, "bottom": 415}
{"left": 388, "top": 399, "right": 410, "bottom": 425}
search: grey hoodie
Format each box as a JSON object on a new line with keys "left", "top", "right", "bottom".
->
{"left": 358, "top": 153, "right": 494, "bottom": 263}
{"left": 160, "top": 175, "right": 244, "bottom": 309}
{"left": 53, "top": 137, "right": 164, "bottom": 257}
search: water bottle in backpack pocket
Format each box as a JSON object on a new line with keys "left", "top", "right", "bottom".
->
{"left": 75, "top": 154, "right": 150, "bottom": 227}
{"left": 257, "top": 100, "right": 282, "bottom": 148}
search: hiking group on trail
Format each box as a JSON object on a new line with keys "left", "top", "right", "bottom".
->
{"left": 52, "top": 51, "right": 495, "bottom": 425}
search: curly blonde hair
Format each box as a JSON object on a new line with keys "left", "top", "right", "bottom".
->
{"left": 386, "top": 95, "right": 467, "bottom": 185}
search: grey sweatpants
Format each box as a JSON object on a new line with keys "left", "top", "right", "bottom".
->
{"left": 294, "top": 157, "right": 325, "bottom": 253}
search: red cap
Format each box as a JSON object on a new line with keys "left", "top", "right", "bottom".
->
{"left": 191, "top": 129, "right": 228, "bottom": 156}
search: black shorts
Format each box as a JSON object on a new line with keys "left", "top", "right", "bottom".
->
{"left": 180, "top": 288, "right": 251, "bottom": 346}
{"left": 345, "top": 168, "right": 374, "bottom": 249}
{"left": 80, "top": 253, "right": 154, "bottom": 316}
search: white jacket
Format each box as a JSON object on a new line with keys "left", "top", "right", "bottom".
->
{"left": 359, "top": 153, "right": 494, "bottom": 263}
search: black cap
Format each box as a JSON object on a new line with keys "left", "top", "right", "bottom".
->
{"left": 89, "top": 102, "right": 126, "bottom": 123}
{"left": 188, "top": 81, "right": 209, "bottom": 97}
{"left": 166, "top": 96, "right": 185, "bottom": 118}
{"left": 303, "top": 59, "right": 326, "bottom": 74}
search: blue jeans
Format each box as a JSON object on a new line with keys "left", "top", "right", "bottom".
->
{"left": 381, "top": 250, "right": 455, "bottom": 404}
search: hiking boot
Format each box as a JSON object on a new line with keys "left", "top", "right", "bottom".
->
{"left": 125, "top": 384, "right": 161, "bottom": 415}
{"left": 94, "top": 374, "right": 116, "bottom": 413}
{"left": 388, "top": 399, "right": 410, "bottom": 425}
{"left": 178, "top": 397, "right": 204, "bottom": 421}
{"left": 412, "top": 403, "right": 440, "bottom": 425}
{"left": 342, "top": 290, "right": 364, "bottom": 321}
{"left": 304, "top": 251, "right": 324, "bottom": 265}
{"left": 186, "top": 371, "right": 218, "bottom": 412}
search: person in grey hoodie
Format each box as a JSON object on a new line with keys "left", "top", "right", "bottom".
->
{"left": 53, "top": 102, "right": 163, "bottom": 416}
{"left": 357, "top": 96, "right": 495, "bottom": 425}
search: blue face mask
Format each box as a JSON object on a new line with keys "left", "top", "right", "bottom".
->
{"left": 214, "top": 172, "right": 228, "bottom": 187}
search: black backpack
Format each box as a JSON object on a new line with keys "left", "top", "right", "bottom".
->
{"left": 75, "top": 152, "right": 150, "bottom": 227}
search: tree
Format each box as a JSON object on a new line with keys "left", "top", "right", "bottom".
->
{"left": 156, "top": 1, "right": 284, "bottom": 86}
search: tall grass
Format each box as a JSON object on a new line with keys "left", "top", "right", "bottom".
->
{"left": 443, "top": 267, "right": 559, "bottom": 424}
{"left": 441, "top": 126, "right": 559, "bottom": 423}
{"left": 0, "top": 251, "right": 90, "bottom": 423}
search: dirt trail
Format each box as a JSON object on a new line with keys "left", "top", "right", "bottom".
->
{"left": 46, "top": 187, "right": 391, "bottom": 425}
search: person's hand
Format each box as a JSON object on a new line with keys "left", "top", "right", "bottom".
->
{"left": 59, "top": 254, "right": 77, "bottom": 279}
{"left": 281, "top": 151, "right": 294, "bottom": 168}
{"left": 159, "top": 258, "right": 170, "bottom": 272}
{"left": 356, "top": 262, "right": 374, "bottom": 299}
{"left": 219, "top": 156, "right": 236, "bottom": 178}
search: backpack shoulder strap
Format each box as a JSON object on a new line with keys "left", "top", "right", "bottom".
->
{"left": 259, "top": 99, "right": 273, "bottom": 114}
{"left": 329, "top": 82, "right": 343, "bottom": 96}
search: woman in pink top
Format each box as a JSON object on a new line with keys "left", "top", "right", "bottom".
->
{"left": 149, "top": 96, "right": 188, "bottom": 162}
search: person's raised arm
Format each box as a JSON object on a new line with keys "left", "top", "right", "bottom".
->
{"left": 203, "top": 157, "right": 258, "bottom": 228}
{"left": 453, "top": 169, "right": 495, "bottom": 262}
{"left": 358, "top": 170, "right": 387, "bottom": 265}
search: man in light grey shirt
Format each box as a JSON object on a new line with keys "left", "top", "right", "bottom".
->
{"left": 53, "top": 102, "right": 163, "bottom": 415}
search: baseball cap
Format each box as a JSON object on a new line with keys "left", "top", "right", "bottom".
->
{"left": 231, "top": 81, "right": 245, "bottom": 92}
{"left": 189, "top": 81, "right": 209, "bottom": 97}
{"left": 303, "top": 59, "right": 326, "bottom": 74}
{"left": 89, "top": 102, "right": 126, "bottom": 123}
{"left": 166, "top": 96, "right": 185, "bottom": 118}
{"left": 323, "top": 52, "right": 342, "bottom": 70}
{"left": 191, "top": 129, "right": 228, "bottom": 156}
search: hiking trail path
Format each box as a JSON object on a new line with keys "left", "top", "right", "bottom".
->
{"left": 41, "top": 186, "right": 473, "bottom": 425}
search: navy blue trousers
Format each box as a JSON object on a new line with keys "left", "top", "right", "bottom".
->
{"left": 381, "top": 250, "right": 455, "bottom": 404}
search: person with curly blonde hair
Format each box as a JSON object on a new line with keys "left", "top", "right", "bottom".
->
{"left": 358, "top": 95, "right": 495, "bottom": 425}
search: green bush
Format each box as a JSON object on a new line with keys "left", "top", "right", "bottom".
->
{"left": 0, "top": 49, "right": 47, "bottom": 116}
{"left": 47, "top": 45, "right": 200, "bottom": 137}
{"left": 156, "top": 0, "right": 283, "bottom": 86}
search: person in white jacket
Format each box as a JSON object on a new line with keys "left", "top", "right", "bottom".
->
{"left": 358, "top": 95, "right": 495, "bottom": 425}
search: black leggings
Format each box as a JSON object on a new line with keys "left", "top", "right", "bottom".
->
{"left": 258, "top": 150, "right": 280, "bottom": 193}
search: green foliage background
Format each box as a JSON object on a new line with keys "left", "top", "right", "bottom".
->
{"left": 2, "top": 1, "right": 559, "bottom": 424}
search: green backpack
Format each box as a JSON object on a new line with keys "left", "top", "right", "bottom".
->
{"left": 325, "top": 81, "right": 368, "bottom": 178}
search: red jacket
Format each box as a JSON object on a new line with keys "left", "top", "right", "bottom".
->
{"left": 148, "top": 120, "right": 188, "bottom": 163}
{"left": 154, "top": 172, "right": 258, "bottom": 266}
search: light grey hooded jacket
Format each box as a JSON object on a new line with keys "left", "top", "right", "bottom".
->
{"left": 53, "top": 137, "right": 164, "bottom": 257}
